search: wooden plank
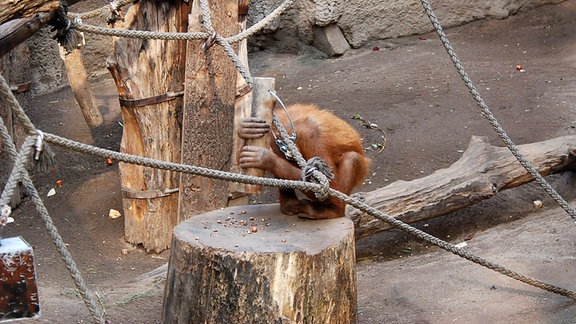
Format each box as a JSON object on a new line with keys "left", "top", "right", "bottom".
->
{"left": 178, "top": 0, "right": 239, "bottom": 220}
{"left": 347, "top": 135, "right": 576, "bottom": 238}
{"left": 107, "top": 1, "right": 189, "bottom": 253}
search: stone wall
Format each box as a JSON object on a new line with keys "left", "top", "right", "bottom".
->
{"left": 249, "top": 0, "right": 567, "bottom": 54}
{"left": 10, "top": 0, "right": 568, "bottom": 95}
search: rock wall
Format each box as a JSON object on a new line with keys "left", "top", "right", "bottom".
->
{"left": 249, "top": 0, "right": 567, "bottom": 53}
{"left": 9, "top": 0, "right": 568, "bottom": 95}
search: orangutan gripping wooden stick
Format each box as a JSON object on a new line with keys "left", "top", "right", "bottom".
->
{"left": 238, "top": 103, "right": 370, "bottom": 219}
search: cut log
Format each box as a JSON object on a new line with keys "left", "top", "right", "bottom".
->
{"left": 178, "top": 0, "right": 239, "bottom": 218}
{"left": 347, "top": 135, "right": 576, "bottom": 239}
{"left": 107, "top": 1, "right": 189, "bottom": 253}
{"left": 162, "top": 203, "right": 357, "bottom": 323}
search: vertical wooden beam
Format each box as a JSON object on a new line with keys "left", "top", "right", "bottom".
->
{"left": 178, "top": 0, "right": 239, "bottom": 220}
{"left": 228, "top": 0, "right": 253, "bottom": 202}
{"left": 61, "top": 47, "right": 103, "bottom": 128}
{"left": 107, "top": 1, "right": 189, "bottom": 253}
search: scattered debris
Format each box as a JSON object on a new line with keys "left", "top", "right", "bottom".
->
{"left": 516, "top": 64, "right": 526, "bottom": 73}
{"left": 47, "top": 188, "right": 56, "bottom": 197}
{"left": 455, "top": 242, "right": 468, "bottom": 249}
{"left": 106, "top": 158, "right": 114, "bottom": 165}
{"left": 399, "top": 248, "right": 412, "bottom": 255}
{"left": 351, "top": 114, "right": 388, "bottom": 153}
{"left": 56, "top": 180, "right": 63, "bottom": 187}
{"left": 109, "top": 209, "right": 122, "bottom": 219}
{"left": 533, "top": 200, "right": 543, "bottom": 208}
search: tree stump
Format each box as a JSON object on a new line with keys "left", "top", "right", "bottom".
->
{"left": 163, "top": 204, "right": 357, "bottom": 323}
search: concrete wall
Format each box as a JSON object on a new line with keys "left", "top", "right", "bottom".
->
{"left": 249, "top": 0, "right": 566, "bottom": 53}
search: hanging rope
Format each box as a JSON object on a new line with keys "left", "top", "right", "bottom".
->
{"left": 418, "top": 0, "right": 576, "bottom": 221}
{"left": 0, "top": 75, "right": 104, "bottom": 323}
{"left": 0, "top": 2, "right": 575, "bottom": 323}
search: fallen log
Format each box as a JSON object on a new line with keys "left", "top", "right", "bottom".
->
{"left": 347, "top": 135, "right": 576, "bottom": 239}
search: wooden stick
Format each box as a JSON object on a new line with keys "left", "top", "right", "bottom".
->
{"left": 61, "top": 47, "right": 103, "bottom": 128}
{"left": 243, "top": 77, "right": 275, "bottom": 194}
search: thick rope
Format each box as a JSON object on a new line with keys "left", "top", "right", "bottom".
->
{"left": 198, "top": 0, "right": 254, "bottom": 87}
{"left": 43, "top": 132, "right": 317, "bottom": 192}
{"left": 333, "top": 188, "right": 576, "bottom": 299}
{"left": 70, "top": 0, "right": 295, "bottom": 46}
{"left": 0, "top": 76, "right": 37, "bottom": 135}
{"left": 43, "top": 130, "right": 576, "bottom": 300}
{"left": 1, "top": 0, "right": 573, "bottom": 312}
{"left": 1, "top": 107, "right": 573, "bottom": 303}
{"left": 0, "top": 125, "right": 105, "bottom": 322}
{"left": 419, "top": 0, "right": 576, "bottom": 221}
{"left": 69, "top": 0, "right": 133, "bottom": 20}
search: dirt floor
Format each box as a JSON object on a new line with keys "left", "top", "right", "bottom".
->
{"left": 2, "top": 1, "right": 576, "bottom": 323}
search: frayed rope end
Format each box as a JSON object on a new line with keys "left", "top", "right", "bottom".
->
{"left": 29, "top": 131, "right": 56, "bottom": 173}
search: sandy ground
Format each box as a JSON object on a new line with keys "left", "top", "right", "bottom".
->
{"left": 1, "top": 1, "right": 576, "bottom": 323}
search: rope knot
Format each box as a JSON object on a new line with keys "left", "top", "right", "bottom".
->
{"left": 107, "top": 0, "right": 125, "bottom": 25}
{"left": 302, "top": 157, "right": 333, "bottom": 201}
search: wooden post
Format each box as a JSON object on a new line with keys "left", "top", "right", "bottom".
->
{"left": 60, "top": 46, "right": 103, "bottom": 128}
{"left": 229, "top": 0, "right": 253, "bottom": 203}
{"left": 162, "top": 204, "right": 357, "bottom": 323}
{"left": 230, "top": 77, "right": 276, "bottom": 198}
{"left": 107, "top": 1, "right": 189, "bottom": 253}
{"left": 178, "top": 0, "right": 239, "bottom": 220}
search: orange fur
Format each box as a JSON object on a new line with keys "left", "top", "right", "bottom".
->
{"left": 238, "top": 103, "right": 370, "bottom": 219}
